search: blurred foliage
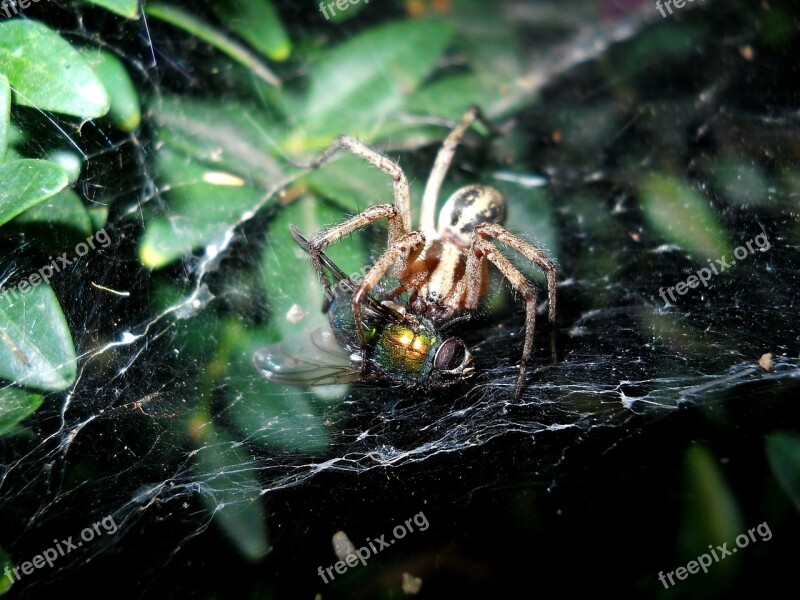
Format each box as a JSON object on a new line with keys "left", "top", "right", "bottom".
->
{"left": 674, "top": 444, "right": 743, "bottom": 596}
{"left": 766, "top": 432, "right": 800, "bottom": 513}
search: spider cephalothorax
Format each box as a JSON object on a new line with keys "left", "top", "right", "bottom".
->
{"left": 292, "top": 106, "right": 557, "bottom": 399}
{"left": 402, "top": 183, "right": 507, "bottom": 321}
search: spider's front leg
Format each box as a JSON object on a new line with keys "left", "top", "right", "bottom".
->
{"left": 290, "top": 135, "right": 415, "bottom": 288}
{"left": 351, "top": 232, "right": 426, "bottom": 359}
{"left": 291, "top": 135, "right": 412, "bottom": 233}
{"left": 302, "top": 204, "right": 403, "bottom": 302}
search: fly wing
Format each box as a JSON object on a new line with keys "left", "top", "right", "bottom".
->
{"left": 253, "top": 325, "right": 362, "bottom": 386}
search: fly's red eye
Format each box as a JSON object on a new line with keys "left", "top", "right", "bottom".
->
{"left": 434, "top": 338, "right": 467, "bottom": 371}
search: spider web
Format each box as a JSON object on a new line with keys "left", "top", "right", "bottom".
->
{"left": 1, "top": 0, "right": 798, "bottom": 597}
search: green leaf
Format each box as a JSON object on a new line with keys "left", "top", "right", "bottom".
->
{"left": 84, "top": 50, "right": 141, "bottom": 132}
{"left": 0, "top": 284, "right": 77, "bottom": 392}
{"left": 0, "top": 20, "right": 110, "bottom": 118}
{"left": 293, "top": 19, "right": 453, "bottom": 149}
{"left": 640, "top": 174, "right": 730, "bottom": 260}
{"left": 82, "top": 0, "right": 140, "bottom": 19}
{"left": 766, "top": 432, "right": 800, "bottom": 512}
{"left": 709, "top": 160, "right": 771, "bottom": 208}
{"left": 0, "top": 74, "right": 9, "bottom": 163}
{"left": 0, "top": 386, "right": 43, "bottom": 437}
{"left": 303, "top": 154, "right": 395, "bottom": 213}
{"left": 437, "top": 0, "right": 529, "bottom": 117}
{"left": 210, "top": 0, "right": 291, "bottom": 61}
{"left": 0, "top": 159, "right": 68, "bottom": 227}
{"left": 88, "top": 205, "right": 109, "bottom": 231}
{"left": 45, "top": 151, "right": 83, "bottom": 185}
{"left": 756, "top": 5, "right": 797, "bottom": 46}
{"left": 615, "top": 23, "right": 705, "bottom": 80}
{"left": 5, "top": 122, "right": 23, "bottom": 149}
{"left": 139, "top": 149, "right": 266, "bottom": 268}
{"left": 678, "top": 444, "right": 743, "bottom": 591}
{"left": 194, "top": 423, "right": 271, "bottom": 560}
{"left": 0, "top": 545, "right": 12, "bottom": 594}
{"left": 149, "top": 96, "right": 285, "bottom": 187}
{"left": 408, "top": 74, "right": 505, "bottom": 122}
{"left": 224, "top": 320, "right": 333, "bottom": 453}
{"left": 145, "top": 3, "right": 280, "bottom": 87}
{"left": 447, "top": 0, "right": 523, "bottom": 82}
{"left": 13, "top": 188, "right": 93, "bottom": 253}
{"left": 228, "top": 375, "right": 333, "bottom": 453}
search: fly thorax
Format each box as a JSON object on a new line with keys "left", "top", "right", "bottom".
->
{"left": 437, "top": 185, "right": 506, "bottom": 246}
{"left": 374, "top": 323, "right": 438, "bottom": 384}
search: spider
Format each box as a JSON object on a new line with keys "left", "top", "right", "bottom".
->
{"left": 291, "top": 106, "right": 557, "bottom": 399}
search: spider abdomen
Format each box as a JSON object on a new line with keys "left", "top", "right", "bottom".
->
{"left": 437, "top": 185, "right": 506, "bottom": 247}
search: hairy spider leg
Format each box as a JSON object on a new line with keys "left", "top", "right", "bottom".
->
{"left": 463, "top": 222, "right": 557, "bottom": 399}
{"left": 463, "top": 237, "right": 536, "bottom": 400}
{"left": 292, "top": 134, "right": 411, "bottom": 232}
{"left": 352, "top": 231, "right": 426, "bottom": 353}
{"left": 290, "top": 135, "right": 412, "bottom": 283}
{"left": 475, "top": 222, "right": 557, "bottom": 328}
{"left": 419, "top": 105, "right": 501, "bottom": 231}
